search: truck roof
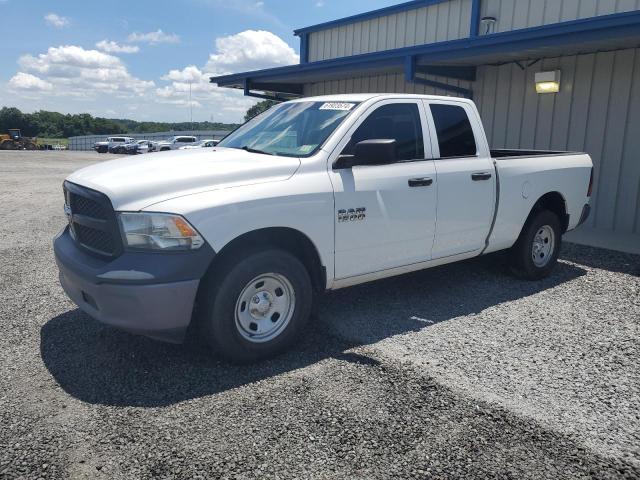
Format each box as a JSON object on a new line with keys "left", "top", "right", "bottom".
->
{"left": 290, "top": 93, "right": 474, "bottom": 104}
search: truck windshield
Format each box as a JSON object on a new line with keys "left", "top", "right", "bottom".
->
{"left": 218, "top": 101, "right": 359, "bottom": 157}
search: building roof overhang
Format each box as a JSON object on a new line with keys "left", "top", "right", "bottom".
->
{"left": 212, "top": 10, "right": 640, "bottom": 98}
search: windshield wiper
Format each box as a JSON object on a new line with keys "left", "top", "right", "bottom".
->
{"left": 239, "top": 145, "right": 273, "bottom": 155}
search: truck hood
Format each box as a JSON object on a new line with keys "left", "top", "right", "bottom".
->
{"left": 67, "top": 147, "right": 301, "bottom": 211}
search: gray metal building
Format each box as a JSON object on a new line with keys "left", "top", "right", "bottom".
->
{"left": 213, "top": 0, "right": 640, "bottom": 253}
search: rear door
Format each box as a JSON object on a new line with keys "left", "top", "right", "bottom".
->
{"left": 423, "top": 100, "right": 496, "bottom": 258}
{"left": 329, "top": 99, "right": 438, "bottom": 279}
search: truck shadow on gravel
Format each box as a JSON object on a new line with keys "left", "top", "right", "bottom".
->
{"left": 41, "top": 251, "right": 587, "bottom": 407}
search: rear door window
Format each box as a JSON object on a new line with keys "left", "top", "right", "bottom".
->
{"left": 429, "top": 104, "right": 477, "bottom": 158}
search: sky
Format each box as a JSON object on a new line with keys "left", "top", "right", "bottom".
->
{"left": 0, "top": 0, "right": 399, "bottom": 123}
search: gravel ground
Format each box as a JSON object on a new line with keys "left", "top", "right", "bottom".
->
{"left": 1, "top": 151, "right": 639, "bottom": 479}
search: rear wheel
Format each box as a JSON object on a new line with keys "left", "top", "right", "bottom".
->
{"left": 199, "top": 249, "right": 313, "bottom": 363}
{"left": 509, "top": 209, "right": 562, "bottom": 280}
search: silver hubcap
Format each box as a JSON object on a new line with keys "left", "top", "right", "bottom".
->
{"left": 234, "top": 273, "right": 295, "bottom": 343}
{"left": 532, "top": 225, "right": 555, "bottom": 267}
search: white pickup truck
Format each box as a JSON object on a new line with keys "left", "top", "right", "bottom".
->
{"left": 156, "top": 135, "right": 198, "bottom": 151}
{"left": 55, "top": 94, "right": 593, "bottom": 362}
{"left": 93, "top": 136, "right": 135, "bottom": 154}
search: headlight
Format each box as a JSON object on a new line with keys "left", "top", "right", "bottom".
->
{"left": 118, "top": 212, "right": 204, "bottom": 251}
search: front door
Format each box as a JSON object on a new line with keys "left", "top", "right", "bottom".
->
{"left": 329, "top": 100, "right": 437, "bottom": 279}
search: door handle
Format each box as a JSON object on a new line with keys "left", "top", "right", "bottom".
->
{"left": 408, "top": 177, "right": 433, "bottom": 187}
{"left": 471, "top": 172, "right": 492, "bottom": 181}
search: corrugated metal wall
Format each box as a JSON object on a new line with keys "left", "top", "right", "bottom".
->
{"left": 304, "top": 73, "right": 472, "bottom": 97}
{"left": 480, "top": 0, "right": 640, "bottom": 34}
{"left": 475, "top": 48, "right": 640, "bottom": 234}
{"left": 303, "top": 47, "right": 640, "bottom": 235}
{"left": 307, "top": 0, "right": 473, "bottom": 62}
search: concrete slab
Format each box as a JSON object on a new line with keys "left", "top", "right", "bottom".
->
{"left": 565, "top": 227, "right": 640, "bottom": 255}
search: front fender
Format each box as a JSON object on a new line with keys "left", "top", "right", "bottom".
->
{"left": 144, "top": 173, "right": 336, "bottom": 287}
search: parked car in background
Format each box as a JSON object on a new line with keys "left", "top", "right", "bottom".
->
{"left": 156, "top": 136, "right": 198, "bottom": 151}
{"left": 94, "top": 137, "right": 134, "bottom": 153}
{"left": 109, "top": 138, "right": 137, "bottom": 154}
{"left": 55, "top": 94, "right": 593, "bottom": 363}
{"left": 179, "top": 139, "right": 218, "bottom": 150}
{"left": 123, "top": 139, "right": 155, "bottom": 155}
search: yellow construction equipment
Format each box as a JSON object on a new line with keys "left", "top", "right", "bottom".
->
{"left": 0, "top": 129, "right": 38, "bottom": 150}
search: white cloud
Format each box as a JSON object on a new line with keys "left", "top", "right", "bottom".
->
{"left": 204, "top": 30, "right": 299, "bottom": 75}
{"left": 315, "top": 1, "right": 325, "bottom": 6}
{"left": 5, "top": 29, "right": 296, "bottom": 123}
{"left": 95, "top": 40, "right": 140, "bottom": 54}
{"left": 44, "top": 13, "right": 70, "bottom": 28}
{"left": 156, "top": 30, "right": 299, "bottom": 119}
{"left": 161, "top": 65, "right": 209, "bottom": 84}
{"left": 128, "top": 29, "right": 180, "bottom": 45}
{"left": 156, "top": 65, "right": 253, "bottom": 112}
{"left": 8, "top": 72, "right": 53, "bottom": 91}
{"left": 16, "top": 45, "right": 154, "bottom": 97}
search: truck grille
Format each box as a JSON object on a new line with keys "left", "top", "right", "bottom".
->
{"left": 69, "top": 193, "right": 107, "bottom": 220}
{"left": 63, "top": 181, "right": 122, "bottom": 258}
{"left": 74, "top": 223, "right": 115, "bottom": 254}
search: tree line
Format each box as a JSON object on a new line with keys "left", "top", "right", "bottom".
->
{"left": 0, "top": 107, "right": 240, "bottom": 139}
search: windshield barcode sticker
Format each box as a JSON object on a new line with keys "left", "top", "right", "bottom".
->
{"left": 319, "top": 102, "right": 355, "bottom": 111}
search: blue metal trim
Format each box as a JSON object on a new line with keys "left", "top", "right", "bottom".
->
{"left": 416, "top": 65, "right": 477, "bottom": 81}
{"left": 294, "top": 0, "right": 451, "bottom": 36}
{"left": 245, "top": 91, "right": 286, "bottom": 101}
{"left": 404, "top": 56, "right": 416, "bottom": 83}
{"left": 243, "top": 79, "right": 299, "bottom": 100}
{"left": 405, "top": 55, "right": 473, "bottom": 98}
{"left": 412, "top": 77, "right": 473, "bottom": 98}
{"left": 300, "top": 33, "right": 309, "bottom": 63}
{"left": 470, "top": 0, "right": 482, "bottom": 37}
{"left": 213, "top": 10, "right": 640, "bottom": 89}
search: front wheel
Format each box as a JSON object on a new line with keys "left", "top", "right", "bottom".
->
{"left": 509, "top": 209, "right": 562, "bottom": 280}
{"left": 199, "top": 249, "right": 313, "bottom": 363}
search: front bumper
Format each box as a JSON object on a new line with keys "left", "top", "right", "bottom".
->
{"left": 54, "top": 227, "right": 215, "bottom": 343}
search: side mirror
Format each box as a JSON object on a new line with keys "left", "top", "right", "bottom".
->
{"left": 334, "top": 139, "right": 396, "bottom": 169}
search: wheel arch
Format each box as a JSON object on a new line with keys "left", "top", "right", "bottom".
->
{"left": 524, "top": 191, "right": 569, "bottom": 234}
{"left": 203, "top": 227, "right": 327, "bottom": 294}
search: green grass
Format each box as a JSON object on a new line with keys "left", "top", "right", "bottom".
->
{"left": 36, "top": 137, "right": 68, "bottom": 146}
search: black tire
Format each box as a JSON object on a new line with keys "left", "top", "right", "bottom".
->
{"left": 199, "top": 249, "right": 313, "bottom": 363}
{"left": 509, "top": 209, "right": 562, "bottom": 280}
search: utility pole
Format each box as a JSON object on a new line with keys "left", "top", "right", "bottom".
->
{"left": 189, "top": 81, "right": 193, "bottom": 132}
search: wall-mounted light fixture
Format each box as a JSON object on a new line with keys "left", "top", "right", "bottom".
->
{"left": 480, "top": 16, "right": 497, "bottom": 35}
{"left": 535, "top": 70, "right": 561, "bottom": 94}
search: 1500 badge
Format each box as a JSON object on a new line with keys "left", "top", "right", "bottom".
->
{"left": 337, "top": 207, "right": 366, "bottom": 222}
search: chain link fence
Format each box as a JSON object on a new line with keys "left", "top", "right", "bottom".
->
{"left": 68, "top": 130, "right": 232, "bottom": 151}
